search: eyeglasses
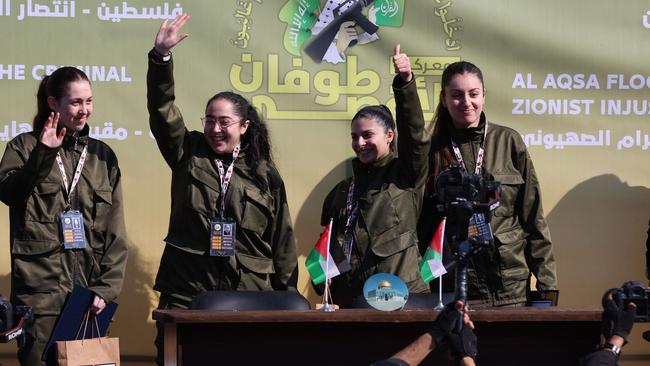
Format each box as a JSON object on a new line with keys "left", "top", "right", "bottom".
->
{"left": 200, "top": 116, "right": 241, "bottom": 129}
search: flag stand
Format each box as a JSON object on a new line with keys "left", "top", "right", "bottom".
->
{"left": 320, "top": 285, "right": 336, "bottom": 312}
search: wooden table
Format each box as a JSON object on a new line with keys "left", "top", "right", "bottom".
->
{"left": 153, "top": 307, "right": 601, "bottom": 366}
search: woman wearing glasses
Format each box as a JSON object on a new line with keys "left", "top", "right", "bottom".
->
{"left": 147, "top": 14, "right": 298, "bottom": 364}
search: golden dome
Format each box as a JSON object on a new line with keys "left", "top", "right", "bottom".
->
{"left": 377, "top": 280, "right": 392, "bottom": 288}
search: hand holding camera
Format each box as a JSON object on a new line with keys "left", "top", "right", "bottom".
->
{"left": 429, "top": 301, "right": 478, "bottom": 361}
{"left": 602, "top": 288, "right": 637, "bottom": 344}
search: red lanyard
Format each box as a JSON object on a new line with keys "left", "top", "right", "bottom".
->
{"left": 55, "top": 146, "right": 88, "bottom": 204}
{"left": 450, "top": 122, "right": 488, "bottom": 175}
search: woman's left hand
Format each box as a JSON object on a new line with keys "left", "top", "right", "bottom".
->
{"left": 392, "top": 43, "right": 413, "bottom": 82}
{"left": 91, "top": 295, "right": 107, "bottom": 315}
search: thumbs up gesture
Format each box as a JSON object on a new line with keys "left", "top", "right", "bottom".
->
{"left": 392, "top": 43, "right": 413, "bottom": 83}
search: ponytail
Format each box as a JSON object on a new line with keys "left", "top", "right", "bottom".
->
{"left": 33, "top": 76, "right": 51, "bottom": 130}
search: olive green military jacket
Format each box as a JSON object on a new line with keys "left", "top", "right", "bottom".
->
{"left": 321, "top": 77, "right": 430, "bottom": 307}
{"left": 445, "top": 116, "right": 557, "bottom": 306}
{"left": 0, "top": 127, "right": 128, "bottom": 315}
{"left": 146, "top": 55, "right": 298, "bottom": 291}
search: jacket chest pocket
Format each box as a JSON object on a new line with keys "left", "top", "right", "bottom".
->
{"left": 362, "top": 188, "right": 402, "bottom": 239}
{"left": 26, "top": 181, "right": 64, "bottom": 223}
{"left": 492, "top": 173, "right": 524, "bottom": 217}
{"left": 91, "top": 188, "right": 113, "bottom": 233}
{"left": 240, "top": 187, "right": 273, "bottom": 236}
{"left": 186, "top": 165, "right": 221, "bottom": 218}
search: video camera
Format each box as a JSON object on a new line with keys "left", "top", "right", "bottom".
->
{"left": 612, "top": 281, "right": 649, "bottom": 322}
{"left": 435, "top": 164, "right": 501, "bottom": 217}
{"left": 0, "top": 294, "right": 32, "bottom": 347}
{"left": 434, "top": 165, "right": 501, "bottom": 308}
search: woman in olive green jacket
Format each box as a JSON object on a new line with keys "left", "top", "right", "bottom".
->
{"left": 147, "top": 14, "right": 298, "bottom": 365}
{"left": 0, "top": 67, "right": 128, "bottom": 366}
{"left": 320, "top": 45, "right": 430, "bottom": 308}
{"left": 422, "top": 61, "right": 557, "bottom": 307}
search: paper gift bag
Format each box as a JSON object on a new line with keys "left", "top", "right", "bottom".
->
{"left": 56, "top": 336, "right": 120, "bottom": 366}
{"left": 56, "top": 311, "right": 120, "bottom": 366}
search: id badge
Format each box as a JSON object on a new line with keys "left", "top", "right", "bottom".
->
{"left": 209, "top": 219, "right": 236, "bottom": 256}
{"left": 468, "top": 213, "right": 493, "bottom": 243}
{"left": 60, "top": 211, "right": 87, "bottom": 249}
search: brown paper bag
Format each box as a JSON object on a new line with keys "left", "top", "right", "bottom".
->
{"left": 56, "top": 310, "right": 120, "bottom": 366}
{"left": 56, "top": 336, "right": 120, "bottom": 366}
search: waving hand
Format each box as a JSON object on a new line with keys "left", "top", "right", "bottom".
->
{"left": 154, "top": 13, "right": 190, "bottom": 55}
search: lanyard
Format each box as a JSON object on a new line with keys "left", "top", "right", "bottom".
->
{"left": 342, "top": 179, "right": 359, "bottom": 259}
{"left": 450, "top": 121, "right": 488, "bottom": 175}
{"left": 214, "top": 144, "right": 241, "bottom": 219}
{"left": 344, "top": 179, "right": 359, "bottom": 234}
{"left": 55, "top": 146, "right": 88, "bottom": 204}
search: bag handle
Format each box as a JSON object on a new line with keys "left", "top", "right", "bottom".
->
{"left": 74, "top": 310, "right": 103, "bottom": 343}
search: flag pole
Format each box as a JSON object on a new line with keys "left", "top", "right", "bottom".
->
{"left": 322, "top": 218, "right": 335, "bottom": 312}
{"left": 435, "top": 217, "right": 446, "bottom": 311}
{"left": 435, "top": 276, "right": 444, "bottom": 310}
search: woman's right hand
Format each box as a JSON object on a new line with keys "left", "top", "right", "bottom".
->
{"left": 39, "top": 112, "right": 65, "bottom": 148}
{"left": 393, "top": 43, "right": 413, "bottom": 83}
{"left": 154, "top": 13, "right": 190, "bottom": 56}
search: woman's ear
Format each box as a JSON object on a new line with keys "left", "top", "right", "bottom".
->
{"left": 47, "top": 96, "right": 58, "bottom": 111}
{"left": 239, "top": 119, "right": 251, "bottom": 135}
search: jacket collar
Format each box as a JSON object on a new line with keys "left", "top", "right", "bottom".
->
{"left": 351, "top": 151, "right": 395, "bottom": 184}
{"left": 449, "top": 112, "right": 487, "bottom": 144}
{"left": 60, "top": 123, "right": 90, "bottom": 148}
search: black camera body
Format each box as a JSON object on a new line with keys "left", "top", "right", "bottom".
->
{"left": 433, "top": 165, "right": 502, "bottom": 308}
{"left": 613, "top": 281, "right": 649, "bottom": 322}
{"left": 0, "top": 294, "right": 32, "bottom": 346}
{"left": 435, "top": 165, "right": 501, "bottom": 215}
{"left": 0, "top": 294, "right": 12, "bottom": 332}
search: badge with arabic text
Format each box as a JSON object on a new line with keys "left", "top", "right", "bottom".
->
{"left": 209, "top": 219, "right": 236, "bottom": 257}
{"left": 60, "top": 211, "right": 87, "bottom": 249}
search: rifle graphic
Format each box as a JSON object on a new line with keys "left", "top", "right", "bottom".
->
{"left": 304, "top": 0, "right": 379, "bottom": 63}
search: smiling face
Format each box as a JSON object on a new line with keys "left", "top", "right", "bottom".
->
{"left": 47, "top": 80, "right": 93, "bottom": 133}
{"left": 203, "top": 98, "right": 250, "bottom": 154}
{"left": 351, "top": 116, "right": 394, "bottom": 164}
{"left": 442, "top": 72, "right": 485, "bottom": 129}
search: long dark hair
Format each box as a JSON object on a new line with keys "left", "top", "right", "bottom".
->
{"left": 430, "top": 61, "right": 485, "bottom": 176}
{"left": 205, "top": 91, "right": 273, "bottom": 191}
{"left": 33, "top": 67, "right": 90, "bottom": 130}
{"left": 351, "top": 104, "right": 396, "bottom": 151}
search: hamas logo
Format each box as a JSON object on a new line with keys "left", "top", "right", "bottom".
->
{"left": 279, "top": 0, "right": 405, "bottom": 64}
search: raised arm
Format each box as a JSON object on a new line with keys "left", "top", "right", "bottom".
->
{"left": 392, "top": 44, "right": 429, "bottom": 188}
{"left": 146, "top": 14, "right": 192, "bottom": 169}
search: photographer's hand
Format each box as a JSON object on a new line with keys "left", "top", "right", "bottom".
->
{"left": 429, "top": 301, "right": 478, "bottom": 361}
{"left": 601, "top": 289, "right": 636, "bottom": 344}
